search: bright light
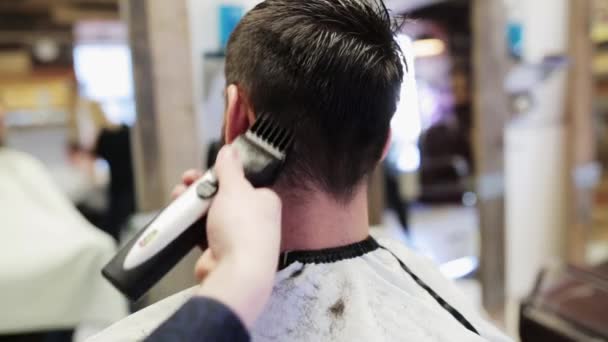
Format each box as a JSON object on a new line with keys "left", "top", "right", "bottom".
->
{"left": 396, "top": 143, "right": 421, "bottom": 172}
{"left": 73, "top": 44, "right": 135, "bottom": 124}
{"left": 413, "top": 38, "right": 446, "bottom": 58}
{"left": 74, "top": 44, "right": 133, "bottom": 99}
{"left": 416, "top": 81, "right": 441, "bottom": 129}
{"left": 390, "top": 34, "right": 423, "bottom": 173}
{"left": 439, "top": 256, "right": 479, "bottom": 279}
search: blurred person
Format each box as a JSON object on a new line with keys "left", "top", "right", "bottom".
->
{"left": 66, "top": 141, "right": 107, "bottom": 229}
{"left": 89, "top": 102, "right": 136, "bottom": 241}
{"left": 93, "top": 1, "right": 511, "bottom": 341}
{"left": 0, "top": 104, "right": 127, "bottom": 340}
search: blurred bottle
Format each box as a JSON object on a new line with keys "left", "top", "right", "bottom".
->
{"left": 219, "top": 2, "right": 244, "bottom": 51}
{"left": 506, "top": 0, "right": 524, "bottom": 60}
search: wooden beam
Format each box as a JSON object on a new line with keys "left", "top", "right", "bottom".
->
{"left": 472, "top": 0, "right": 511, "bottom": 314}
{"left": 368, "top": 166, "right": 386, "bottom": 226}
{"left": 128, "top": 0, "right": 201, "bottom": 211}
{"left": 0, "top": 0, "right": 118, "bottom": 15}
{"left": 0, "top": 31, "right": 72, "bottom": 44}
{"left": 126, "top": 0, "right": 202, "bottom": 304}
{"left": 565, "top": 0, "right": 595, "bottom": 264}
{"left": 51, "top": 4, "right": 119, "bottom": 24}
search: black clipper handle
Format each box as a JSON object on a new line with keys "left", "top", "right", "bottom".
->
{"left": 102, "top": 216, "right": 208, "bottom": 302}
{"left": 102, "top": 172, "right": 217, "bottom": 302}
{"left": 102, "top": 131, "right": 285, "bottom": 301}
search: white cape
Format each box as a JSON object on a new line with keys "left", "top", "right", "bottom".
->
{"left": 0, "top": 148, "right": 127, "bottom": 333}
{"left": 89, "top": 236, "right": 511, "bottom": 342}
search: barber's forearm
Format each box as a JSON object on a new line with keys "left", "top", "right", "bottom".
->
{"left": 146, "top": 296, "right": 250, "bottom": 342}
{"left": 197, "top": 256, "right": 275, "bottom": 330}
{"left": 147, "top": 259, "right": 274, "bottom": 341}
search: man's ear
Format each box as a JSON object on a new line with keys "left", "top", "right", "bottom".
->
{"left": 224, "top": 84, "right": 253, "bottom": 143}
{"left": 380, "top": 129, "right": 392, "bottom": 161}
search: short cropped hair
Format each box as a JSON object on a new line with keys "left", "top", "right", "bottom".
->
{"left": 226, "top": 0, "right": 404, "bottom": 199}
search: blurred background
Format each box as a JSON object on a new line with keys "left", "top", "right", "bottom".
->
{"left": 1, "top": 0, "right": 607, "bottom": 341}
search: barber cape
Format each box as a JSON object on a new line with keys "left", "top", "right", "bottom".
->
{"left": 0, "top": 148, "right": 127, "bottom": 334}
{"left": 90, "top": 236, "right": 512, "bottom": 342}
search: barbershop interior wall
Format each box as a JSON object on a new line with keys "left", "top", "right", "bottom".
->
{"left": 187, "top": 0, "right": 261, "bottom": 164}
{"left": 503, "top": 0, "right": 571, "bottom": 333}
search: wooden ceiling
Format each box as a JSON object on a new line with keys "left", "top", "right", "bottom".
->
{"left": 0, "top": 0, "right": 119, "bottom": 13}
{"left": 0, "top": 0, "right": 120, "bottom": 68}
{"left": 0, "top": 0, "right": 119, "bottom": 45}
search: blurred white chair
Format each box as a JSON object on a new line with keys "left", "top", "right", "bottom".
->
{"left": 0, "top": 148, "right": 127, "bottom": 340}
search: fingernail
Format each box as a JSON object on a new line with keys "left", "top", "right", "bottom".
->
{"left": 219, "top": 146, "right": 236, "bottom": 162}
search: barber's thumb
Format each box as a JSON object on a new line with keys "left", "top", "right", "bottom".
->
{"left": 214, "top": 146, "right": 246, "bottom": 188}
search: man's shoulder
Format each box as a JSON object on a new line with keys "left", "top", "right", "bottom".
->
{"left": 372, "top": 236, "right": 513, "bottom": 342}
{"left": 0, "top": 148, "right": 47, "bottom": 173}
{"left": 87, "top": 287, "right": 197, "bottom": 342}
{"left": 373, "top": 236, "right": 464, "bottom": 304}
{"left": 373, "top": 236, "right": 441, "bottom": 271}
{"left": 1, "top": 147, "right": 36, "bottom": 162}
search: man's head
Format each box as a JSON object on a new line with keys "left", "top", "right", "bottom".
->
{"left": 223, "top": 0, "right": 404, "bottom": 200}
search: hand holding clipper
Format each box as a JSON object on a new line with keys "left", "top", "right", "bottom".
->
{"left": 102, "top": 114, "right": 293, "bottom": 301}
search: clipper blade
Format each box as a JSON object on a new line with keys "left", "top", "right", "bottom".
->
{"left": 246, "top": 113, "right": 294, "bottom": 160}
{"left": 232, "top": 113, "right": 294, "bottom": 187}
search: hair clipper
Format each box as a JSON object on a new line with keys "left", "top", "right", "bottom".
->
{"left": 102, "top": 114, "right": 292, "bottom": 301}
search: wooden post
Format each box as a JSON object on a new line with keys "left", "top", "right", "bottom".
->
{"left": 124, "top": 0, "right": 202, "bottom": 304}
{"left": 472, "top": 0, "right": 511, "bottom": 314}
{"left": 126, "top": 0, "right": 201, "bottom": 212}
{"left": 368, "top": 166, "right": 386, "bottom": 226}
{"left": 565, "top": 0, "right": 595, "bottom": 264}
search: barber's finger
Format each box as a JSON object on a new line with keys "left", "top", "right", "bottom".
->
{"left": 182, "top": 169, "right": 203, "bottom": 186}
{"left": 171, "top": 184, "right": 187, "bottom": 200}
{"left": 194, "top": 249, "right": 217, "bottom": 282}
{"left": 255, "top": 188, "right": 282, "bottom": 212}
{"left": 214, "top": 145, "right": 251, "bottom": 191}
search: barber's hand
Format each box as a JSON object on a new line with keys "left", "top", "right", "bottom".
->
{"left": 171, "top": 146, "right": 282, "bottom": 329}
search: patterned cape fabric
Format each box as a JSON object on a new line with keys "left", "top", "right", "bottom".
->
{"left": 89, "top": 236, "right": 512, "bottom": 342}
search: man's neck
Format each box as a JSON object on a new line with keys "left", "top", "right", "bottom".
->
{"left": 278, "top": 185, "right": 370, "bottom": 252}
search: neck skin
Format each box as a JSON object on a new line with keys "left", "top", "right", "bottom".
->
{"left": 277, "top": 184, "right": 370, "bottom": 252}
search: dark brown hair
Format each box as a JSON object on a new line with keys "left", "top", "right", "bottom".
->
{"left": 226, "top": 0, "right": 405, "bottom": 199}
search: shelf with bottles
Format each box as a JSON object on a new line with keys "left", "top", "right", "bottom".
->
{"left": 0, "top": 70, "right": 75, "bottom": 129}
